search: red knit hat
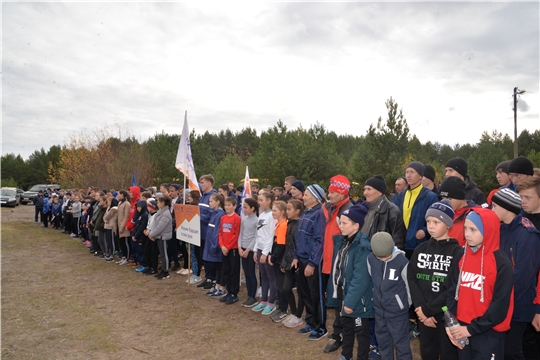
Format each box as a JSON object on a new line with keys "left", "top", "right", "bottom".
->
{"left": 328, "top": 175, "right": 350, "bottom": 196}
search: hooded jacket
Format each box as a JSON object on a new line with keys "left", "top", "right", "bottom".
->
{"left": 363, "top": 196, "right": 406, "bottom": 250}
{"left": 203, "top": 207, "right": 225, "bottom": 262}
{"left": 281, "top": 218, "right": 299, "bottom": 270}
{"left": 448, "top": 201, "right": 480, "bottom": 247}
{"left": 132, "top": 200, "right": 148, "bottom": 241}
{"left": 464, "top": 175, "right": 487, "bottom": 206}
{"left": 447, "top": 208, "right": 514, "bottom": 337}
{"left": 104, "top": 205, "right": 118, "bottom": 234}
{"left": 323, "top": 197, "right": 353, "bottom": 274}
{"left": 326, "top": 231, "right": 374, "bottom": 318}
{"left": 499, "top": 214, "right": 540, "bottom": 322}
{"left": 149, "top": 206, "right": 173, "bottom": 241}
{"left": 368, "top": 248, "right": 411, "bottom": 320}
{"left": 408, "top": 237, "right": 462, "bottom": 318}
{"left": 126, "top": 186, "right": 141, "bottom": 232}
{"left": 391, "top": 186, "right": 438, "bottom": 251}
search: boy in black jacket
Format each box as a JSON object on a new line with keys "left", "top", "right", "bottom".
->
{"left": 408, "top": 200, "right": 461, "bottom": 360}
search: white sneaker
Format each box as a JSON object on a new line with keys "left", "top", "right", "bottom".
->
{"left": 187, "top": 275, "right": 202, "bottom": 284}
{"left": 177, "top": 268, "right": 192, "bottom": 275}
{"left": 117, "top": 259, "right": 128, "bottom": 265}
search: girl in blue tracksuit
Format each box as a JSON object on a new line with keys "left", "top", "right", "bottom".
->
{"left": 327, "top": 204, "right": 373, "bottom": 360}
{"left": 202, "top": 193, "right": 225, "bottom": 288}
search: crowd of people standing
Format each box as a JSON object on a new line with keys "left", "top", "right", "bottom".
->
{"left": 32, "top": 155, "right": 540, "bottom": 360}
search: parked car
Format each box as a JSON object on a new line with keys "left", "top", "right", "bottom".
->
{"left": 21, "top": 184, "right": 60, "bottom": 205}
{"left": 1, "top": 188, "right": 20, "bottom": 207}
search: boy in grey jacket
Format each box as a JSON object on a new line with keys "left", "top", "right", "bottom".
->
{"left": 367, "top": 232, "right": 412, "bottom": 360}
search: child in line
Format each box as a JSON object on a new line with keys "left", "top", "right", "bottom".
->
{"left": 142, "top": 198, "right": 159, "bottom": 276}
{"left": 103, "top": 196, "right": 118, "bottom": 263}
{"left": 149, "top": 196, "right": 173, "bottom": 280}
{"left": 327, "top": 204, "right": 373, "bottom": 360}
{"left": 268, "top": 200, "right": 289, "bottom": 322}
{"left": 446, "top": 208, "right": 514, "bottom": 359}
{"left": 218, "top": 196, "right": 242, "bottom": 305}
{"left": 51, "top": 196, "right": 63, "bottom": 230}
{"left": 282, "top": 199, "right": 306, "bottom": 328}
{"left": 238, "top": 197, "right": 259, "bottom": 307}
{"left": 252, "top": 191, "right": 277, "bottom": 315}
{"left": 70, "top": 195, "right": 82, "bottom": 238}
{"left": 202, "top": 193, "right": 225, "bottom": 292}
{"left": 131, "top": 200, "right": 149, "bottom": 270}
{"left": 408, "top": 200, "right": 461, "bottom": 360}
{"left": 368, "top": 232, "right": 412, "bottom": 360}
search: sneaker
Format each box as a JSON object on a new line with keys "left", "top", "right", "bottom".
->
{"left": 97, "top": 254, "right": 106, "bottom": 259}
{"left": 104, "top": 257, "right": 115, "bottom": 263}
{"left": 135, "top": 266, "right": 146, "bottom": 272}
{"left": 338, "top": 356, "right": 352, "bottom": 360}
{"left": 225, "top": 294, "right": 238, "bottom": 305}
{"left": 308, "top": 328, "right": 328, "bottom": 341}
{"left": 198, "top": 279, "right": 211, "bottom": 288}
{"left": 270, "top": 309, "right": 288, "bottom": 322}
{"left": 324, "top": 338, "right": 342, "bottom": 353}
{"left": 203, "top": 281, "right": 215, "bottom": 290}
{"left": 368, "top": 345, "right": 381, "bottom": 359}
{"left": 298, "top": 324, "right": 313, "bottom": 335}
{"left": 177, "top": 268, "right": 192, "bottom": 275}
{"left": 409, "top": 322, "right": 420, "bottom": 339}
{"left": 117, "top": 259, "right": 128, "bottom": 265}
{"left": 206, "top": 286, "right": 217, "bottom": 296}
{"left": 252, "top": 302, "right": 267, "bottom": 312}
{"left": 242, "top": 297, "right": 258, "bottom": 308}
{"left": 262, "top": 304, "right": 276, "bottom": 315}
{"left": 145, "top": 268, "right": 157, "bottom": 276}
{"left": 188, "top": 275, "right": 203, "bottom": 284}
{"left": 170, "top": 263, "right": 180, "bottom": 272}
{"left": 141, "top": 267, "right": 152, "bottom": 274}
{"left": 210, "top": 288, "right": 227, "bottom": 299}
{"left": 220, "top": 293, "right": 232, "bottom": 303}
{"left": 284, "top": 315, "right": 304, "bottom": 329}
{"left": 157, "top": 272, "right": 170, "bottom": 280}
{"left": 154, "top": 271, "right": 163, "bottom": 278}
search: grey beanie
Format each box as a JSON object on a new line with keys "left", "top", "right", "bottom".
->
{"left": 425, "top": 199, "right": 455, "bottom": 228}
{"left": 371, "top": 232, "right": 395, "bottom": 258}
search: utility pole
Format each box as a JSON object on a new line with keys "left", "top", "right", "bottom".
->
{"left": 513, "top": 87, "right": 526, "bottom": 159}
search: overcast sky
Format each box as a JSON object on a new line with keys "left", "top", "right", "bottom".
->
{"left": 2, "top": 2, "right": 539, "bottom": 160}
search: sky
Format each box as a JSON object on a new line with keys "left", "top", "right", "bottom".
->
{"left": 2, "top": 1, "right": 539, "bottom": 160}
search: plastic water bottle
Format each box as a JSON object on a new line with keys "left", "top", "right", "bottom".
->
{"left": 442, "top": 306, "right": 469, "bottom": 347}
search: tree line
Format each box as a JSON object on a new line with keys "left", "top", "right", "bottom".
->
{"left": 2, "top": 98, "right": 539, "bottom": 197}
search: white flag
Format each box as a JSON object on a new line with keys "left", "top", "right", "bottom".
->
{"left": 175, "top": 111, "right": 199, "bottom": 191}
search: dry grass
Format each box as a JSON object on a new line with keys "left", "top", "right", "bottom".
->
{"left": 1, "top": 206, "right": 420, "bottom": 359}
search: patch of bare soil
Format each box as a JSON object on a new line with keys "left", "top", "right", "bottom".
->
{"left": 1, "top": 205, "right": 420, "bottom": 359}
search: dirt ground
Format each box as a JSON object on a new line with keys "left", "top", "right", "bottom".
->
{"left": 1, "top": 204, "right": 420, "bottom": 359}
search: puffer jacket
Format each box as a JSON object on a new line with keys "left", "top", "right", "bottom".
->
{"left": 149, "top": 207, "right": 173, "bottom": 240}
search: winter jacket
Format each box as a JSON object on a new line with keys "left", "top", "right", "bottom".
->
{"left": 42, "top": 197, "right": 50, "bottom": 213}
{"left": 72, "top": 201, "right": 82, "bottom": 218}
{"left": 447, "top": 208, "right": 514, "bottom": 337}
{"left": 448, "top": 202, "right": 480, "bottom": 247}
{"left": 132, "top": 200, "right": 148, "bottom": 241}
{"left": 294, "top": 203, "right": 326, "bottom": 268}
{"left": 199, "top": 188, "right": 217, "bottom": 240}
{"left": 149, "top": 207, "right": 173, "bottom": 240}
{"left": 408, "top": 237, "right": 462, "bottom": 318}
{"left": 523, "top": 212, "right": 540, "bottom": 230}
{"left": 464, "top": 175, "right": 487, "bottom": 205}
{"left": 363, "top": 195, "right": 406, "bottom": 250}
{"left": 391, "top": 186, "right": 438, "bottom": 251}
{"left": 326, "top": 231, "right": 374, "bottom": 318}
{"left": 93, "top": 205, "right": 106, "bottom": 232}
{"left": 270, "top": 218, "right": 288, "bottom": 265}
{"left": 323, "top": 197, "right": 353, "bottom": 274}
{"left": 117, "top": 199, "right": 131, "bottom": 238}
{"left": 104, "top": 206, "right": 118, "bottom": 234}
{"left": 281, "top": 219, "right": 299, "bottom": 270}
{"left": 368, "top": 248, "right": 410, "bottom": 320}
{"left": 51, "top": 202, "right": 62, "bottom": 217}
{"left": 34, "top": 195, "right": 44, "bottom": 209}
{"left": 203, "top": 208, "right": 225, "bottom": 262}
{"left": 499, "top": 214, "right": 540, "bottom": 322}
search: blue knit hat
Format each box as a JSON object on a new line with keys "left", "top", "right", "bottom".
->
{"left": 306, "top": 184, "right": 325, "bottom": 203}
{"left": 342, "top": 203, "right": 369, "bottom": 227}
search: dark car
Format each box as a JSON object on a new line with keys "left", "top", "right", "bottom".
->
{"left": 1, "top": 188, "right": 20, "bottom": 207}
{"left": 21, "top": 184, "right": 60, "bottom": 205}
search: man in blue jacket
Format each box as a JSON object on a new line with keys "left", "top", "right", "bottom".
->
{"left": 391, "top": 162, "right": 438, "bottom": 259}
{"left": 33, "top": 190, "right": 44, "bottom": 223}
{"left": 291, "top": 184, "right": 327, "bottom": 341}
{"left": 491, "top": 188, "right": 540, "bottom": 360}
{"left": 196, "top": 174, "right": 218, "bottom": 288}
